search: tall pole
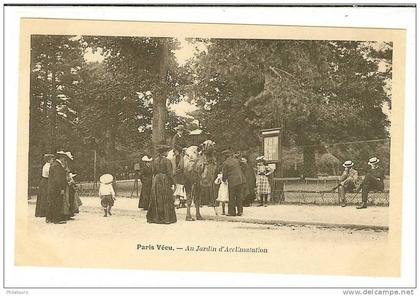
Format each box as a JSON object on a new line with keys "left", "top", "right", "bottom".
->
{"left": 278, "top": 130, "right": 283, "bottom": 178}
{"left": 93, "top": 149, "right": 97, "bottom": 189}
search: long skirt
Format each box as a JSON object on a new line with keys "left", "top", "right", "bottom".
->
{"left": 62, "top": 185, "right": 74, "bottom": 218}
{"left": 35, "top": 177, "right": 49, "bottom": 217}
{"left": 72, "top": 190, "right": 82, "bottom": 213}
{"left": 138, "top": 178, "right": 152, "bottom": 210}
{"left": 46, "top": 192, "right": 65, "bottom": 223}
{"left": 256, "top": 175, "right": 271, "bottom": 195}
{"left": 146, "top": 173, "right": 177, "bottom": 224}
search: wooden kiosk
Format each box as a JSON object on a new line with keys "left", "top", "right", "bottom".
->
{"left": 260, "top": 128, "right": 284, "bottom": 202}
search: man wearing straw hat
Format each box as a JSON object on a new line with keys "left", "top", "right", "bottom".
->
{"left": 336, "top": 160, "right": 359, "bottom": 207}
{"left": 356, "top": 157, "right": 385, "bottom": 209}
{"left": 46, "top": 151, "right": 71, "bottom": 224}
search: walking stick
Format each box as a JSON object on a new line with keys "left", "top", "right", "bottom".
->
{"left": 348, "top": 190, "right": 361, "bottom": 203}
{"left": 331, "top": 183, "right": 342, "bottom": 192}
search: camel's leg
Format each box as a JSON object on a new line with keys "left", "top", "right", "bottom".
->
{"left": 185, "top": 183, "right": 194, "bottom": 221}
{"left": 195, "top": 184, "right": 204, "bottom": 220}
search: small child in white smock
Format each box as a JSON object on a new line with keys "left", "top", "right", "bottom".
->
{"left": 214, "top": 172, "right": 229, "bottom": 215}
{"left": 99, "top": 174, "right": 116, "bottom": 217}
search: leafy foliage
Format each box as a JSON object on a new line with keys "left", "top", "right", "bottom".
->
{"left": 28, "top": 35, "right": 392, "bottom": 182}
{"left": 29, "top": 35, "right": 86, "bottom": 163}
{"left": 189, "top": 39, "right": 392, "bottom": 176}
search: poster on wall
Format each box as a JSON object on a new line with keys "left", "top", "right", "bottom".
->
{"left": 263, "top": 136, "right": 279, "bottom": 161}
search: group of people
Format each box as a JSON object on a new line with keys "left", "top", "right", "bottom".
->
{"left": 130, "top": 124, "right": 278, "bottom": 223}
{"left": 35, "top": 151, "right": 82, "bottom": 224}
{"left": 133, "top": 144, "right": 274, "bottom": 223}
{"left": 335, "top": 156, "right": 385, "bottom": 209}
{"left": 215, "top": 151, "right": 275, "bottom": 216}
{"left": 34, "top": 127, "right": 385, "bottom": 226}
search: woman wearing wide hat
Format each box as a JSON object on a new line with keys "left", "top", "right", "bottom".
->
{"left": 146, "top": 142, "right": 177, "bottom": 224}
{"left": 35, "top": 153, "right": 55, "bottom": 217}
{"left": 61, "top": 152, "right": 77, "bottom": 220}
{"left": 46, "top": 151, "right": 72, "bottom": 224}
{"left": 138, "top": 155, "right": 153, "bottom": 210}
{"left": 255, "top": 156, "right": 274, "bottom": 207}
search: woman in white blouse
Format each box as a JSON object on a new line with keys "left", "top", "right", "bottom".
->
{"left": 35, "top": 154, "right": 55, "bottom": 217}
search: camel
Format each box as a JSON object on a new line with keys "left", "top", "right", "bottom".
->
{"left": 167, "top": 140, "right": 217, "bottom": 221}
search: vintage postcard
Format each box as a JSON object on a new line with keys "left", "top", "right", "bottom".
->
{"left": 15, "top": 18, "right": 405, "bottom": 277}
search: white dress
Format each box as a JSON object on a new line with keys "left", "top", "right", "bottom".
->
{"left": 215, "top": 174, "right": 229, "bottom": 202}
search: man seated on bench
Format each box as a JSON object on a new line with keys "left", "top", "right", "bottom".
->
{"left": 334, "top": 160, "right": 359, "bottom": 207}
{"left": 356, "top": 157, "right": 385, "bottom": 209}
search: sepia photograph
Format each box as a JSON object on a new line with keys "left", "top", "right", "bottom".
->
{"left": 13, "top": 17, "right": 406, "bottom": 280}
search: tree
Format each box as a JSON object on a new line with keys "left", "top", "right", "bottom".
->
{"left": 76, "top": 62, "right": 153, "bottom": 160}
{"left": 189, "top": 39, "right": 391, "bottom": 177}
{"left": 82, "top": 36, "right": 181, "bottom": 156}
{"left": 30, "top": 35, "right": 86, "bottom": 162}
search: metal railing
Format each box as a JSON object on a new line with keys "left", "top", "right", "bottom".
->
{"left": 270, "top": 177, "right": 389, "bottom": 206}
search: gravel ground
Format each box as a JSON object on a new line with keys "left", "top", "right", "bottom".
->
{"left": 24, "top": 201, "right": 389, "bottom": 277}
{"left": 28, "top": 200, "right": 387, "bottom": 243}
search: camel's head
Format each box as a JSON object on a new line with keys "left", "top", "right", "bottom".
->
{"left": 200, "top": 140, "right": 215, "bottom": 154}
{"left": 166, "top": 149, "right": 175, "bottom": 160}
{"left": 184, "top": 146, "right": 199, "bottom": 161}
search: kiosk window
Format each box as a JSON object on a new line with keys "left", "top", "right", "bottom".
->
{"left": 263, "top": 136, "right": 278, "bottom": 161}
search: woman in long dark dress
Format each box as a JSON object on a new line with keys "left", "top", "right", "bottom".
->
{"left": 138, "top": 156, "right": 153, "bottom": 210}
{"left": 35, "top": 154, "right": 55, "bottom": 217}
{"left": 146, "top": 144, "right": 177, "bottom": 224}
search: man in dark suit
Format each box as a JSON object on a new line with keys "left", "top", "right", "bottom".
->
{"left": 222, "top": 150, "right": 246, "bottom": 216}
{"left": 172, "top": 125, "right": 188, "bottom": 176}
{"left": 46, "top": 151, "right": 68, "bottom": 224}
{"left": 172, "top": 125, "right": 188, "bottom": 154}
{"left": 356, "top": 157, "right": 385, "bottom": 209}
{"left": 240, "top": 157, "right": 257, "bottom": 207}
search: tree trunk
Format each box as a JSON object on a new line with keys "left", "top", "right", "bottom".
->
{"left": 50, "top": 69, "right": 57, "bottom": 152}
{"left": 152, "top": 98, "right": 167, "bottom": 155}
{"left": 303, "top": 145, "right": 317, "bottom": 178}
{"left": 105, "top": 96, "right": 116, "bottom": 161}
{"left": 104, "top": 125, "right": 116, "bottom": 161}
{"left": 151, "top": 42, "right": 169, "bottom": 155}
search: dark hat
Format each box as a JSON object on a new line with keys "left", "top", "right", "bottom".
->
{"left": 43, "top": 153, "right": 55, "bottom": 161}
{"left": 156, "top": 141, "right": 171, "bottom": 152}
